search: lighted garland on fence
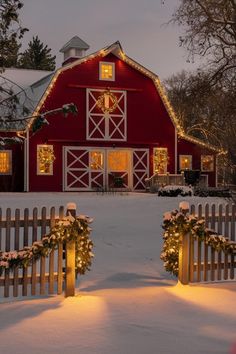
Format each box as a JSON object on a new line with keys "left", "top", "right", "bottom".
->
{"left": 160, "top": 204, "right": 236, "bottom": 277}
{"left": 0, "top": 213, "right": 94, "bottom": 276}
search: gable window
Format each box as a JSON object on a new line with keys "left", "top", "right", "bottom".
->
{"left": 0, "top": 150, "right": 12, "bottom": 175}
{"left": 153, "top": 148, "right": 168, "bottom": 174}
{"left": 37, "top": 145, "right": 55, "bottom": 175}
{"left": 201, "top": 155, "right": 214, "bottom": 172}
{"left": 179, "top": 155, "right": 192, "bottom": 170}
{"left": 99, "top": 62, "right": 115, "bottom": 81}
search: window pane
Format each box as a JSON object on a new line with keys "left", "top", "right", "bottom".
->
{"left": 37, "top": 145, "right": 55, "bottom": 175}
{"left": 0, "top": 151, "right": 11, "bottom": 174}
{"left": 179, "top": 155, "right": 192, "bottom": 170}
{"left": 108, "top": 151, "right": 129, "bottom": 171}
{"left": 153, "top": 148, "right": 168, "bottom": 174}
{"left": 201, "top": 155, "right": 214, "bottom": 171}
{"left": 90, "top": 151, "right": 103, "bottom": 170}
{"left": 100, "top": 62, "right": 115, "bottom": 81}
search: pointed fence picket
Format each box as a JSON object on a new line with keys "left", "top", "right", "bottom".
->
{"left": 0, "top": 204, "right": 77, "bottom": 298}
{"left": 179, "top": 203, "right": 236, "bottom": 285}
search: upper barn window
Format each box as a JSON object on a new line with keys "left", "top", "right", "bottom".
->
{"left": 99, "top": 62, "right": 115, "bottom": 81}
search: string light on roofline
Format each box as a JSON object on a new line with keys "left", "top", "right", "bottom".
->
{"left": 25, "top": 42, "right": 226, "bottom": 155}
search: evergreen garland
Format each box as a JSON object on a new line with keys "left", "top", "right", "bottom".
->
{"left": 160, "top": 207, "right": 236, "bottom": 276}
{"left": 0, "top": 213, "right": 94, "bottom": 276}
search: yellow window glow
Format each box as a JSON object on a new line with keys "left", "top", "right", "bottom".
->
{"left": 37, "top": 145, "right": 55, "bottom": 175}
{"left": 100, "top": 62, "right": 115, "bottom": 80}
{"left": 108, "top": 151, "right": 129, "bottom": 171}
{"left": 153, "top": 148, "right": 168, "bottom": 174}
{"left": 90, "top": 151, "right": 103, "bottom": 170}
{"left": 179, "top": 155, "right": 192, "bottom": 170}
{"left": 201, "top": 155, "right": 214, "bottom": 171}
{"left": 0, "top": 151, "right": 11, "bottom": 174}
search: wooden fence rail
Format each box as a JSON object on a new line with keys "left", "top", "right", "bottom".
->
{"left": 0, "top": 203, "right": 77, "bottom": 298}
{"left": 179, "top": 203, "right": 236, "bottom": 285}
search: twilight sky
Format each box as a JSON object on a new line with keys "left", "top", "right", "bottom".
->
{"left": 21, "top": 0, "right": 200, "bottom": 79}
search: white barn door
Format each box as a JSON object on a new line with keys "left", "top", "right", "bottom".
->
{"left": 133, "top": 149, "right": 149, "bottom": 190}
{"left": 64, "top": 147, "right": 149, "bottom": 191}
{"left": 63, "top": 147, "right": 105, "bottom": 191}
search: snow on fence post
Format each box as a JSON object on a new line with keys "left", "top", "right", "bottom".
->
{"left": 178, "top": 202, "right": 190, "bottom": 285}
{"left": 65, "top": 202, "right": 76, "bottom": 297}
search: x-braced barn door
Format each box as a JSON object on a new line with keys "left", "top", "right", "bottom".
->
{"left": 107, "top": 150, "right": 131, "bottom": 189}
{"left": 64, "top": 147, "right": 135, "bottom": 191}
{"left": 64, "top": 147, "right": 105, "bottom": 191}
{"left": 133, "top": 149, "right": 149, "bottom": 190}
{"left": 86, "top": 89, "right": 127, "bottom": 141}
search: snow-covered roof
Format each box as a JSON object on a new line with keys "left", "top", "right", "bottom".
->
{"left": 0, "top": 70, "right": 54, "bottom": 131}
{"left": 59, "top": 36, "right": 90, "bottom": 53}
{"left": 0, "top": 68, "right": 53, "bottom": 90}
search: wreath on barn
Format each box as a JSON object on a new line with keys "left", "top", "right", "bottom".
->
{"left": 0, "top": 213, "right": 94, "bottom": 276}
{"left": 160, "top": 203, "right": 236, "bottom": 276}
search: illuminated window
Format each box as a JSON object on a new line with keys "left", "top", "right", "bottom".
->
{"left": 179, "top": 155, "right": 192, "bottom": 170}
{"left": 0, "top": 150, "right": 12, "bottom": 175}
{"left": 37, "top": 145, "right": 55, "bottom": 175}
{"left": 90, "top": 151, "right": 103, "bottom": 170}
{"left": 99, "top": 62, "right": 115, "bottom": 81}
{"left": 153, "top": 148, "right": 168, "bottom": 174}
{"left": 108, "top": 151, "right": 129, "bottom": 171}
{"left": 201, "top": 155, "right": 214, "bottom": 172}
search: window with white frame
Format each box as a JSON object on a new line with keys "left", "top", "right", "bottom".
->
{"left": 99, "top": 62, "right": 115, "bottom": 81}
{"left": 37, "top": 145, "right": 55, "bottom": 175}
{"left": 153, "top": 148, "right": 168, "bottom": 174}
{"left": 201, "top": 155, "right": 214, "bottom": 172}
{"left": 0, "top": 150, "right": 12, "bottom": 175}
{"left": 179, "top": 155, "right": 192, "bottom": 170}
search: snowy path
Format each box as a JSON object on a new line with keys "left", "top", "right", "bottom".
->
{"left": 0, "top": 192, "right": 235, "bottom": 354}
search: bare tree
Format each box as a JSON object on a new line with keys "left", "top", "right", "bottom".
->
{"left": 165, "top": 69, "right": 236, "bottom": 184}
{"left": 171, "top": 0, "right": 236, "bottom": 85}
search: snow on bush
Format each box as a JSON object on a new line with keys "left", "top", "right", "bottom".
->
{"left": 158, "top": 185, "right": 193, "bottom": 197}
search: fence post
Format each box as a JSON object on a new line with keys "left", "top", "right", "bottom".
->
{"left": 178, "top": 202, "right": 190, "bottom": 285}
{"left": 178, "top": 232, "right": 190, "bottom": 285}
{"left": 65, "top": 202, "right": 76, "bottom": 297}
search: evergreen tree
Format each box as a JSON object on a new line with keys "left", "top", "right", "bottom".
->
{"left": 0, "top": 0, "right": 28, "bottom": 71}
{"left": 19, "top": 36, "right": 56, "bottom": 70}
{"left": 4, "top": 37, "right": 21, "bottom": 67}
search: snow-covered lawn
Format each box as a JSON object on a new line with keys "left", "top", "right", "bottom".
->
{"left": 0, "top": 192, "right": 235, "bottom": 354}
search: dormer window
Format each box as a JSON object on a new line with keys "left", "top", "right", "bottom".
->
{"left": 99, "top": 62, "right": 115, "bottom": 81}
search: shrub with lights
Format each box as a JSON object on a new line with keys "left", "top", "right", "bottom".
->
{"left": 160, "top": 202, "right": 236, "bottom": 276}
{"left": 0, "top": 213, "right": 94, "bottom": 276}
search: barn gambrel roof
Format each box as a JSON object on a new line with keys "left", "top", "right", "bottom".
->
{"left": 1, "top": 41, "right": 224, "bottom": 153}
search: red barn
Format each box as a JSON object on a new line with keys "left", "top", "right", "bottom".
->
{"left": 0, "top": 37, "right": 222, "bottom": 192}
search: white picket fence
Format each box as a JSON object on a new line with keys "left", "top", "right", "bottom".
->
{"left": 0, "top": 204, "right": 77, "bottom": 298}
{"left": 178, "top": 203, "right": 236, "bottom": 284}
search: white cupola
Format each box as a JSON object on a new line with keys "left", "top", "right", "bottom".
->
{"left": 59, "top": 36, "right": 90, "bottom": 66}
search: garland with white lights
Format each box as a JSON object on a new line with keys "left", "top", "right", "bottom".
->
{"left": 96, "top": 89, "right": 118, "bottom": 114}
{"left": 160, "top": 206, "right": 236, "bottom": 276}
{"left": 0, "top": 213, "right": 94, "bottom": 276}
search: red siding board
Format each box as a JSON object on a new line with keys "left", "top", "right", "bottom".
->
{"left": 0, "top": 138, "right": 24, "bottom": 192}
{"left": 178, "top": 137, "right": 216, "bottom": 187}
{"left": 27, "top": 52, "right": 216, "bottom": 191}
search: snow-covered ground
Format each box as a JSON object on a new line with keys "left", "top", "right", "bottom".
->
{"left": 0, "top": 192, "right": 235, "bottom": 354}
